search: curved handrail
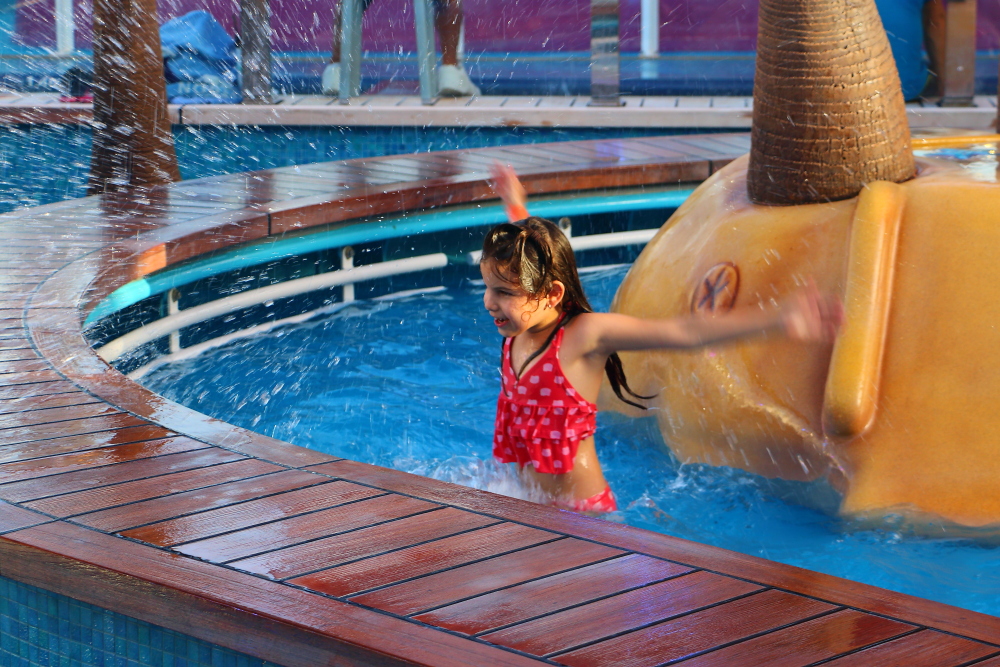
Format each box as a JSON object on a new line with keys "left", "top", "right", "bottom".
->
{"left": 96, "top": 253, "right": 449, "bottom": 362}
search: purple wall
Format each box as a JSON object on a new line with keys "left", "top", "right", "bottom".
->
{"left": 14, "top": 0, "right": 1000, "bottom": 53}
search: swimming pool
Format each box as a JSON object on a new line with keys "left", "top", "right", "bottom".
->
{"left": 102, "top": 157, "right": 1000, "bottom": 619}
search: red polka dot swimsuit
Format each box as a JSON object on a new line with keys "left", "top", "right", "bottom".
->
{"left": 493, "top": 327, "right": 597, "bottom": 474}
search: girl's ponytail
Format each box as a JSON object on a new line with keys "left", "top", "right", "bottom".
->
{"left": 604, "top": 352, "right": 651, "bottom": 410}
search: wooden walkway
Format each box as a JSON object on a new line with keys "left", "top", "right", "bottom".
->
{"left": 2, "top": 133, "right": 1000, "bottom": 666}
{"left": 0, "top": 92, "right": 996, "bottom": 128}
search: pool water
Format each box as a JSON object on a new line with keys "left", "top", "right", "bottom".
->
{"left": 140, "top": 264, "right": 1000, "bottom": 617}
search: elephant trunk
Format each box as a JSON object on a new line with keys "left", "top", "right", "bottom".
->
{"left": 748, "top": 0, "right": 915, "bottom": 205}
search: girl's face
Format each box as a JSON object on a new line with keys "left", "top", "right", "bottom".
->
{"left": 480, "top": 260, "right": 562, "bottom": 337}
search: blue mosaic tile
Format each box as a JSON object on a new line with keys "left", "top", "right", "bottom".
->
{"left": 0, "top": 576, "right": 282, "bottom": 667}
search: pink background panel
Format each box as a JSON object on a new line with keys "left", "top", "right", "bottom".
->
{"left": 14, "top": 0, "right": 1000, "bottom": 53}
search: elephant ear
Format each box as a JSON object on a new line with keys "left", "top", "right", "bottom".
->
{"left": 748, "top": 0, "right": 915, "bottom": 205}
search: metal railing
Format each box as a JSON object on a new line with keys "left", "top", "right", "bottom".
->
{"left": 97, "top": 253, "right": 449, "bottom": 363}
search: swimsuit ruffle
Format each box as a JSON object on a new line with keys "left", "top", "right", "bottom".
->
{"left": 553, "top": 486, "right": 618, "bottom": 513}
{"left": 493, "top": 397, "right": 596, "bottom": 474}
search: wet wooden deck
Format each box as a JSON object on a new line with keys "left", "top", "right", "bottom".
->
{"left": 0, "top": 92, "right": 996, "bottom": 128}
{"left": 2, "top": 133, "right": 1000, "bottom": 665}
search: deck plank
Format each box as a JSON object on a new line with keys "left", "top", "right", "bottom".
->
{"left": 480, "top": 572, "right": 760, "bottom": 655}
{"left": 0, "top": 401, "right": 120, "bottom": 429}
{"left": 710, "top": 96, "right": 752, "bottom": 109}
{"left": 0, "top": 427, "right": 179, "bottom": 464}
{"left": 0, "top": 338, "right": 34, "bottom": 351}
{"left": 0, "top": 499, "right": 51, "bottom": 533}
{"left": 0, "top": 411, "right": 151, "bottom": 445}
{"left": 121, "top": 480, "right": 389, "bottom": 547}
{"left": 229, "top": 507, "right": 501, "bottom": 580}
{"left": 400, "top": 152, "right": 493, "bottom": 179}
{"left": 351, "top": 539, "right": 625, "bottom": 616}
{"left": 675, "top": 96, "right": 715, "bottom": 108}
{"left": 0, "top": 369, "right": 66, "bottom": 387}
{"left": 0, "top": 349, "right": 39, "bottom": 362}
{"left": 503, "top": 141, "right": 639, "bottom": 166}
{"left": 0, "top": 447, "right": 238, "bottom": 503}
{"left": 571, "top": 139, "right": 696, "bottom": 162}
{"left": 638, "top": 96, "right": 678, "bottom": 108}
{"left": 0, "top": 391, "right": 102, "bottom": 416}
{"left": 445, "top": 148, "right": 553, "bottom": 173}
{"left": 305, "top": 159, "right": 433, "bottom": 184}
{"left": 538, "top": 139, "right": 694, "bottom": 164}
{"left": 0, "top": 436, "right": 213, "bottom": 484}
{"left": 173, "top": 493, "right": 442, "bottom": 564}
{"left": 420, "top": 553, "right": 698, "bottom": 638}
{"left": 822, "top": 628, "right": 998, "bottom": 666}
{"left": 39, "top": 461, "right": 302, "bottom": 524}
{"left": 490, "top": 145, "right": 585, "bottom": 168}
{"left": 650, "top": 134, "right": 754, "bottom": 159}
{"left": 0, "top": 380, "right": 81, "bottom": 399}
{"left": 500, "top": 97, "right": 544, "bottom": 108}
{"left": 288, "top": 521, "right": 559, "bottom": 597}
{"left": 677, "top": 609, "right": 915, "bottom": 667}
{"left": 552, "top": 589, "right": 837, "bottom": 667}
{"left": 536, "top": 96, "right": 579, "bottom": 108}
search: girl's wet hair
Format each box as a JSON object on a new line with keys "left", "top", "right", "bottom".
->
{"left": 481, "top": 217, "right": 653, "bottom": 410}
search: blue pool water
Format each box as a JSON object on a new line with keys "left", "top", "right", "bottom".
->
{"left": 140, "top": 264, "right": 1000, "bottom": 617}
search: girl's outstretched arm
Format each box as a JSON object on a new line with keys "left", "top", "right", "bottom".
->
{"left": 489, "top": 162, "right": 529, "bottom": 222}
{"left": 577, "top": 282, "right": 843, "bottom": 356}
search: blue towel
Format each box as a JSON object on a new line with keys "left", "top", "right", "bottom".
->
{"left": 161, "top": 10, "right": 240, "bottom": 103}
{"left": 875, "top": 0, "right": 932, "bottom": 101}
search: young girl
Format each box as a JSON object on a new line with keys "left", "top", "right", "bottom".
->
{"left": 484, "top": 163, "right": 842, "bottom": 513}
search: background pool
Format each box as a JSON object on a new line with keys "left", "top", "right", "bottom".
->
{"left": 139, "top": 264, "right": 1000, "bottom": 617}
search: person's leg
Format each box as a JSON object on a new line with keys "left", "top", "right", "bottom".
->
{"left": 324, "top": 0, "right": 376, "bottom": 94}
{"left": 330, "top": 1, "right": 343, "bottom": 63}
{"left": 921, "top": 0, "right": 946, "bottom": 98}
{"left": 330, "top": 0, "right": 376, "bottom": 63}
{"left": 518, "top": 438, "right": 612, "bottom": 507}
{"left": 434, "top": 0, "right": 462, "bottom": 67}
{"left": 434, "top": 0, "right": 480, "bottom": 96}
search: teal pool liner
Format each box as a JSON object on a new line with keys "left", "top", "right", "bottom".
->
{"left": 0, "top": 574, "right": 280, "bottom": 667}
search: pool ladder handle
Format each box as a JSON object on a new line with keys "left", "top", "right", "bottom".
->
{"left": 338, "top": 0, "right": 439, "bottom": 105}
{"left": 822, "top": 181, "right": 905, "bottom": 439}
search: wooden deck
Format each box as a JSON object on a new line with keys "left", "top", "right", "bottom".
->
{"left": 2, "top": 133, "right": 1000, "bottom": 666}
{"left": 0, "top": 92, "right": 996, "bottom": 128}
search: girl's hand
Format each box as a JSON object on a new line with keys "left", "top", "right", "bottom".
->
{"left": 780, "top": 282, "right": 843, "bottom": 341}
{"left": 489, "top": 161, "right": 529, "bottom": 221}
